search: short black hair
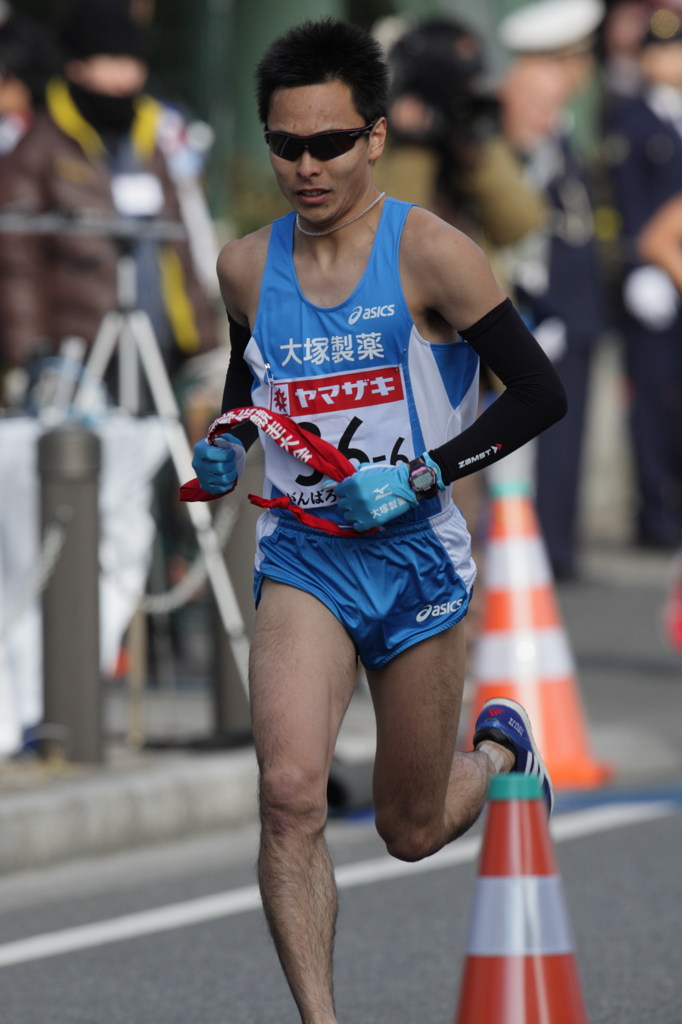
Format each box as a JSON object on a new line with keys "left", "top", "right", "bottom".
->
{"left": 256, "top": 18, "right": 389, "bottom": 127}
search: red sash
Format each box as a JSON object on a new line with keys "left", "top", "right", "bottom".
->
{"left": 179, "top": 407, "right": 373, "bottom": 537}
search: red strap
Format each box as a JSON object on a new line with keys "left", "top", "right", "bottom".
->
{"left": 179, "top": 478, "right": 236, "bottom": 502}
{"left": 208, "top": 407, "right": 355, "bottom": 481}
{"left": 179, "top": 406, "right": 375, "bottom": 537}
{"left": 248, "top": 494, "right": 370, "bottom": 536}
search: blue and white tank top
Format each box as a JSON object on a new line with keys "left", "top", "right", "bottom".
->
{"left": 244, "top": 197, "right": 479, "bottom": 528}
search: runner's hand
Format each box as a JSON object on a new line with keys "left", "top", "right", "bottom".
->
{"left": 192, "top": 435, "right": 245, "bottom": 495}
{"left": 335, "top": 464, "right": 417, "bottom": 532}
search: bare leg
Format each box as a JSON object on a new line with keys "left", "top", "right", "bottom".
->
{"left": 250, "top": 580, "right": 358, "bottom": 1024}
{"left": 368, "top": 622, "right": 513, "bottom": 862}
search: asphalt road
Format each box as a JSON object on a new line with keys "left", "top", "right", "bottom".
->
{"left": 558, "top": 547, "right": 682, "bottom": 783}
{"left": 2, "top": 545, "right": 681, "bottom": 1024}
{"left": 0, "top": 794, "right": 680, "bottom": 1024}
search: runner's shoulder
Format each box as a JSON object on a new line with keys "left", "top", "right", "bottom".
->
{"left": 217, "top": 224, "right": 272, "bottom": 318}
{"left": 400, "top": 205, "right": 504, "bottom": 329}
{"left": 401, "top": 205, "right": 489, "bottom": 275}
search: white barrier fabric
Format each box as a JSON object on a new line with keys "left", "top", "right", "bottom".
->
{"left": 0, "top": 417, "right": 168, "bottom": 758}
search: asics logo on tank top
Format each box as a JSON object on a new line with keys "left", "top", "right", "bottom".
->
{"left": 348, "top": 304, "right": 395, "bottom": 325}
{"left": 246, "top": 198, "right": 480, "bottom": 529}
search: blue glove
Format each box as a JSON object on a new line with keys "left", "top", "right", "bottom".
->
{"left": 334, "top": 454, "right": 445, "bottom": 532}
{"left": 334, "top": 463, "right": 417, "bottom": 531}
{"left": 192, "top": 434, "right": 245, "bottom": 495}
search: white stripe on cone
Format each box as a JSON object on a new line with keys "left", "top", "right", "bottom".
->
{"left": 466, "top": 876, "right": 574, "bottom": 956}
{"left": 473, "top": 627, "right": 575, "bottom": 681}
{"left": 484, "top": 537, "right": 552, "bottom": 590}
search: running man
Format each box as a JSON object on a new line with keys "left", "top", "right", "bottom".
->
{"left": 191, "top": 19, "right": 566, "bottom": 1024}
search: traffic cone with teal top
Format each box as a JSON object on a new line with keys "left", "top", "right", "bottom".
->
{"left": 468, "top": 466, "right": 611, "bottom": 789}
{"left": 454, "top": 773, "right": 588, "bottom": 1024}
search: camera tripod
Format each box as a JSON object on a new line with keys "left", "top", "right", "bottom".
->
{"left": 0, "top": 213, "right": 250, "bottom": 693}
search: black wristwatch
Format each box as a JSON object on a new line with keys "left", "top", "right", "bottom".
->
{"left": 407, "top": 456, "right": 440, "bottom": 500}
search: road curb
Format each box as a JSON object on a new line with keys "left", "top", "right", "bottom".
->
{"left": 0, "top": 750, "right": 258, "bottom": 874}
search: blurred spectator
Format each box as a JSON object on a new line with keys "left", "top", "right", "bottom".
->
{"left": 497, "top": 0, "right": 608, "bottom": 578}
{"left": 128, "top": 0, "right": 219, "bottom": 297}
{"left": 0, "top": 0, "right": 216, "bottom": 387}
{"left": 154, "top": 105, "right": 220, "bottom": 299}
{"left": 374, "top": 17, "right": 484, "bottom": 214}
{"left": 605, "top": 7, "right": 682, "bottom": 546}
{"left": 602, "top": 0, "right": 649, "bottom": 96}
{"left": 0, "top": 2, "right": 61, "bottom": 156}
{"left": 375, "top": 17, "right": 547, "bottom": 267}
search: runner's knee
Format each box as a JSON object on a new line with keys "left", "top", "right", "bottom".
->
{"left": 375, "top": 809, "right": 441, "bottom": 862}
{"left": 259, "top": 765, "right": 328, "bottom": 835}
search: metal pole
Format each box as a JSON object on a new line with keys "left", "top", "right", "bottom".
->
{"left": 116, "top": 254, "right": 140, "bottom": 414}
{"left": 39, "top": 425, "right": 102, "bottom": 763}
{"left": 126, "top": 608, "right": 147, "bottom": 749}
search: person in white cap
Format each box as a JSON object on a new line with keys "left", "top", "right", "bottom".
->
{"left": 497, "top": 0, "right": 608, "bottom": 578}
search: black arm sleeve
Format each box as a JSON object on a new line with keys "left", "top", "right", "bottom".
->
{"left": 428, "top": 299, "right": 567, "bottom": 485}
{"left": 220, "top": 314, "right": 259, "bottom": 450}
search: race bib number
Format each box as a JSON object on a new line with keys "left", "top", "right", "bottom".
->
{"left": 264, "top": 366, "right": 415, "bottom": 508}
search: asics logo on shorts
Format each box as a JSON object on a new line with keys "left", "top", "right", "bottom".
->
{"left": 416, "top": 599, "right": 464, "bottom": 622}
{"left": 348, "top": 304, "right": 395, "bottom": 325}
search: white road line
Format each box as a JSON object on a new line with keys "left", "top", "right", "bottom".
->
{"left": 0, "top": 799, "right": 676, "bottom": 969}
{"left": 549, "top": 800, "right": 676, "bottom": 842}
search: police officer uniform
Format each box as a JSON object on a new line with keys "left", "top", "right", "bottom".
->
{"left": 530, "top": 138, "right": 606, "bottom": 575}
{"left": 498, "top": 0, "right": 608, "bottom": 576}
{"left": 606, "top": 14, "right": 682, "bottom": 546}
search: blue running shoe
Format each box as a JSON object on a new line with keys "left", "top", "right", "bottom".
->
{"left": 473, "top": 697, "right": 554, "bottom": 814}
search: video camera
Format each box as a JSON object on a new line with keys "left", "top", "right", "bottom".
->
{"left": 388, "top": 18, "right": 498, "bottom": 160}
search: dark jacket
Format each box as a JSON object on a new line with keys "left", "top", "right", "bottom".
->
{"left": 538, "top": 138, "right": 605, "bottom": 336}
{"left": 512, "top": 136, "right": 606, "bottom": 340}
{"left": 606, "top": 94, "right": 682, "bottom": 258}
{"left": 0, "top": 78, "right": 216, "bottom": 366}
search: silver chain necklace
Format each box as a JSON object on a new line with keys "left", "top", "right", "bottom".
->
{"left": 296, "top": 192, "right": 386, "bottom": 237}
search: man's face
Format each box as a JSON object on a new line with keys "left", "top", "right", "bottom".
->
{"left": 640, "top": 41, "right": 682, "bottom": 87}
{"left": 65, "top": 55, "right": 148, "bottom": 97}
{"left": 500, "top": 57, "right": 567, "bottom": 152}
{"left": 266, "top": 80, "right": 386, "bottom": 223}
{"left": 559, "top": 50, "right": 595, "bottom": 96}
{"left": 0, "top": 74, "right": 32, "bottom": 116}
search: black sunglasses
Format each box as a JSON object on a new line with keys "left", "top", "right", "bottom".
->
{"left": 263, "top": 122, "right": 376, "bottom": 162}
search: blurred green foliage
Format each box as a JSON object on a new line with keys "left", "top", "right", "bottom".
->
{"left": 230, "top": 155, "right": 290, "bottom": 238}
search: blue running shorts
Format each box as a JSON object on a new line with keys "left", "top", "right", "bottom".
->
{"left": 253, "top": 502, "right": 476, "bottom": 670}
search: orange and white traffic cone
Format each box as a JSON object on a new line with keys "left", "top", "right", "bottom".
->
{"left": 468, "top": 482, "right": 610, "bottom": 788}
{"left": 662, "top": 550, "right": 682, "bottom": 652}
{"left": 455, "top": 773, "right": 588, "bottom": 1024}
